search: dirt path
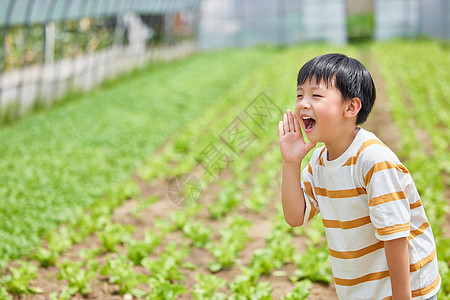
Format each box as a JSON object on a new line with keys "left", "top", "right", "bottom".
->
{"left": 363, "top": 53, "right": 401, "bottom": 150}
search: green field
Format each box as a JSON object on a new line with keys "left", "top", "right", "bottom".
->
{"left": 0, "top": 40, "right": 448, "bottom": 299}
{"left": 0, "top": 47, "right": 273, "bottom": 259}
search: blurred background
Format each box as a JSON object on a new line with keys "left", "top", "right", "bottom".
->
{"left": 1, "top": 0, "right": 449, "bottom": 118}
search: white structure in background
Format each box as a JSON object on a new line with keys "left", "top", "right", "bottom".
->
{"left": 419, "top": 0, "right": 449, "bottom": 39}
{"left": 120, "top": 12, "right": 154, "bottom": 53}
{"left": 0, "top": 0, "right": 202, "bottom": 117}
{"left": 45, "top": 22, "right": 56, "bottom": 63}
{"left": 1, "top": 15, "right": 194, "bottom": 115}
{"left": 199, "top": 1, "right": 237, "bottom": 49}
{"left": 375, "top": 0, "right": 420, "bottom": 39}
{"left": 375, "top": 0, "right": 450, "bottom": 40}
{"left": 199, "top": 0, "right": 347, "bottom": 50}
{"left": 303, "top": 0, "right": 348, "bottom": 44}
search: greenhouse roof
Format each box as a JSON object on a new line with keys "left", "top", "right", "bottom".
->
{"left": 0, "top": 0, "right": 203, "bottom": 26}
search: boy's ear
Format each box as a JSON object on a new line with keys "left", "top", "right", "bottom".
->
{"left": 344, "top": 97, "right": 362, "bottom": 118}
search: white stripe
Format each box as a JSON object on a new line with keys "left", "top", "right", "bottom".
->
{"left": 330, "top": 247, "right": 388, "bottom": 279}
{"left": 317, "top": 194, "right": 369, "bottom": 222}
{"left": 325, "top": 223, "right": 378, "bottom": 252}
{"left": 335, "top": 276, "right": 391, "bottom": 300}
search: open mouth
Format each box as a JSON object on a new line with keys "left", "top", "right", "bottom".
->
{"left": 302, "top": 116, "right": 316, "bottom": 131}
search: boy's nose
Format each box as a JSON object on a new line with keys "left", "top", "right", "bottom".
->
{"left": 297, "top": 98, "right": 311, "bottom": 110}
{"left": 295, "top": 103, "right": 308, "bottom": 119}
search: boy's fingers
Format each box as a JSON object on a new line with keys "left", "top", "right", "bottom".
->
{"left": 278, "top": 121, "right": 284, "bottom": 137}
{"left": 287, "top": 110, "right": 295, "bottom": 132}
{"left": 293, "top": 114, "right": 301, "bottom": 133}
{"left": 283, "top": 113, "right": 290, "bottom": 133}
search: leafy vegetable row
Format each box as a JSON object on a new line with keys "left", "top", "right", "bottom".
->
{"left": 0, "top": 46, "right": 274, "bottom": 261}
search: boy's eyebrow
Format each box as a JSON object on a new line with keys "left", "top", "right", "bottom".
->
{"left": 297, "top": 85, "right": 324, "bottom": 91}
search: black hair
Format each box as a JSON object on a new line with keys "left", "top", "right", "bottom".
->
{"left": 297, "top": 53, "right": 376, "bottom": 125}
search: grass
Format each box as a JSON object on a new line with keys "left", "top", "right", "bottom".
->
{"left": 0, "top": 46, "right": 277, "bottom": 260}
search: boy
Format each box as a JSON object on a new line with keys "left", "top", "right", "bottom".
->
{"left": 278, "top": 53, "right": 440, "bottom": 299}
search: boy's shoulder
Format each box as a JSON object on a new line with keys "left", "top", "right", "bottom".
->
{"left": 349, "top": 129, "right": 409, "bottom": 184}
{"left": 308, "top": 128, "right": 402, "bottom": 169}
{"left": 356, "top": 128, "right": 400, "bottom": 164}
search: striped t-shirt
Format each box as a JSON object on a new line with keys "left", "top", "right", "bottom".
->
{"left": 301, "top": 128, "right": 440, "bottom": 300}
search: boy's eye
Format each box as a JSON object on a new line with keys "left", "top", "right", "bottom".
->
{"left": 313, "top": 94, "right": 322, "bottom": 98}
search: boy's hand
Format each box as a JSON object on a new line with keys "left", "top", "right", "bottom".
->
{"left": 278, "top": 109, "right": 316, "bottom": 165}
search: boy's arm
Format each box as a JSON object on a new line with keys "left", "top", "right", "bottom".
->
{"left": 278, "top": 109, "right": 315, "bottom": 227}
{"left": 384, "top": 237, "right": 412, "bottom": 300}
{"left": 281, "top": 161, "right": 306, "bottom": 227}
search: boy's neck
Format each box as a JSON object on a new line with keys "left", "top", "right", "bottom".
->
{"left": 325, "top": 126, "right": 360, "bottom": 161}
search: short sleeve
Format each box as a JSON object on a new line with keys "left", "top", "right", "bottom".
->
{"left": 301, "top": 163, "right": 320, "bottom": 224}
{"left": 362, "top": 150, "right": 412, "bottom": 241}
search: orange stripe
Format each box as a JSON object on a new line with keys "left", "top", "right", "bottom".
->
{"left": 377, "top": 222, "right": 410, "bottom": 236}
{"left": 315, "top": 187, "right": 367, "bottom": 198}
{"left": 319, "top": 147, "right": 326, "bottom": 156}
{"left": 382, "top": 297, "right": 392, "bottom": 300}
{"left": 411, "top": 274, "right": 440, "bottom": 298}
{"left": 307, "top": 163, "right": 313, "bottom": 175}
{"left": 307, "top": 198, "right": 317, "bottom": 221}
{"left": 329, "top": 241, "right": 384, "bottom": 259}
{"left": 304, "top": 181, "right": 318, "bottom": 221}
{"left": 318, "top": 148, "right": 326, "bottom": 166}
{"left": 410, "top": 249, "right": 436, "bottom": 272}
{"left": 364, "top": 161, "right": 409, "bottom": 186}
{"left": 323, "top": 216, "right": 371, "bottom": 230}
{"left": 342, "top": 139, "right": 386, "bottom": 167}
{"left": 335, "top": 253, "right": 439, "bottom": 290}
{"left": 409, "top": 198, "right": 422, "bottom": 210}
{"left": 357, "top": 139, "right": 386, "bottom": 157}
{"left": 408, "top": 222, "right": 430, "bottom": 241}
{"left": 342, "top": 156, "right": 358, "bottom": 166}
{"left": 318, "top": 157, "right": 325, "bottom": 166}
{"left": 334, "top": 270, "right": 390, "bottom": 286}
{"left": 369, "top": 191, "right": 406, "bottom": 207}
{"left": 303, "top": 181, "right": 316, "bottom": 201}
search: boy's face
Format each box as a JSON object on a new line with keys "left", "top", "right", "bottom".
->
{"left": 295, "top": 78, "right": 348, "bottom": 145}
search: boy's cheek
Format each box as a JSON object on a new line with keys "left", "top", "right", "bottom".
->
{"left": 295, "top": 109, "right": 305, "bottom": 129}
{"left": 294, "top": 105, "right": 301, "bottom": 121}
